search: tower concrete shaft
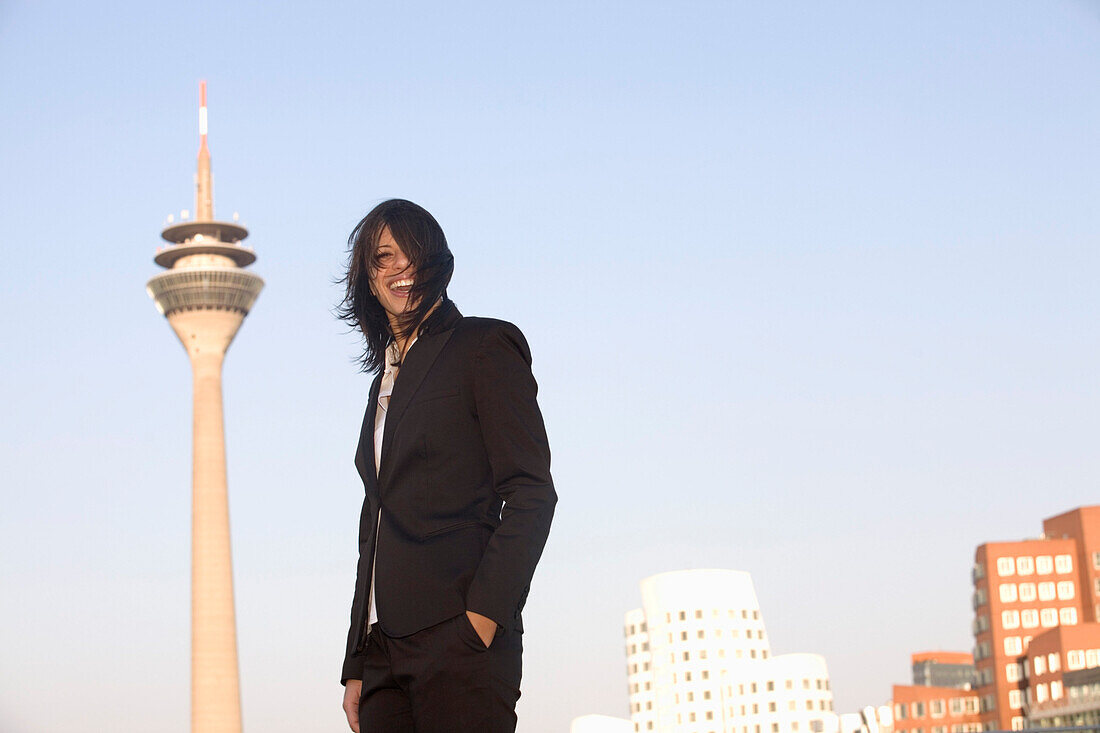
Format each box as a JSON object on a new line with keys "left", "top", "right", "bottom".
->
{"left": 147, "top": 82, "right": 262, "bottom": 733}
{"left": 176, "top": 311, "right": 244, "bottom": 733}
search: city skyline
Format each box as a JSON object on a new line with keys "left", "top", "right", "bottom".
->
{"left": 3, "top": 2, "right": 1100, "bottom": 732}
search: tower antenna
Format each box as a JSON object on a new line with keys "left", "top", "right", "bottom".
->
{"left": 196, "top": 80, "right": 213, "bottom": 221}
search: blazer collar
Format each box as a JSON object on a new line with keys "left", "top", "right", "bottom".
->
{"left": 376, "top": 301, "right": 462, "bottom": 484}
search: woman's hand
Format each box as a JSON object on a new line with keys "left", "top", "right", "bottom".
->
{"left": 466, "top": 610, "right": 498, "bottom": 648}
{"left": 342, "top": 679, "right": 362, "bottom": 732}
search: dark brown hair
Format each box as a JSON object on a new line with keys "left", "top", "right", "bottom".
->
{"left": 336, "top": 199, "right": 455, "bottom": 373}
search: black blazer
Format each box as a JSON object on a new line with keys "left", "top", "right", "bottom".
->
{"left": 341, "top": 300, "right": 556, "bottom": 683}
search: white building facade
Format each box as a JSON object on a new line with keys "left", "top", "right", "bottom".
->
{"left": 571, "top": 714, "right": 636, "bottom": 733}
{"left": 624, "top": 569, "right": 837, "bottom": 733}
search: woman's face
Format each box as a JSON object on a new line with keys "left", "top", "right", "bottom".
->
{"left": 369, "top": 226, "right": 417, "bottom": 321}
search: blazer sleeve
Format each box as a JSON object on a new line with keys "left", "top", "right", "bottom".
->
{"left": 464, "top": 321, "right": 557, "bottom": 627}
{"left": 340, "top": 496, "right": 371, "bottom": 685}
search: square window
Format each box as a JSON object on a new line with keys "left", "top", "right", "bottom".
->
{"left": 1055, "top": 554, "right": 1073, "bottom": 573}
{"left": 997, "top": 557, "right": 1016, "bottom": 576}
{"left": 1021, "top": 609, "right": 1039, "bottom": 628}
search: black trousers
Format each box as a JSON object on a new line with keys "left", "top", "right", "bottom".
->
{"left": 359, "top": 613, "right": 523, "bottom": 733}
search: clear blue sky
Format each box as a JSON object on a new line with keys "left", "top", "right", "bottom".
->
{"left": 2, "top": 1, "right": 1099, "bottom": 731}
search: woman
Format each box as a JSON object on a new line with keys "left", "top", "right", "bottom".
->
{"left": 336, "top": 199, "right": 556, "bottom": 732}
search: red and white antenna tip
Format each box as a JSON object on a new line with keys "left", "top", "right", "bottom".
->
{"left": 198, "top": 81, "right": 208, "bottom": 140}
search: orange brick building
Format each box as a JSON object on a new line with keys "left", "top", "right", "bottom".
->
{"left": 969, "top": 506, "right": 1100, "bottom": 730}
{"left": 1023, "top": 623, "right": 1100, "bottom": 727}
{"left": 891, "top": 682, "right": 982, "bottom": 733}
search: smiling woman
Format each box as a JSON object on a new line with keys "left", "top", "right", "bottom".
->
{"left": 337, "top": 200, "right": 456, "bottom": 374}
{"left": 334, "top": 199, "right": 557, "bottom": 733}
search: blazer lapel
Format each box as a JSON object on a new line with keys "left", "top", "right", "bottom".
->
{"left": 355, "top": 373, "right": 383, "bottom": 500}
{"left": 377, "top": 327, "right": 456, "bottom": 485}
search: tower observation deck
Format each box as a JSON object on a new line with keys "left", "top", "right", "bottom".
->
{"left": 146, "top": 81, "right": 261, "bottom": 733}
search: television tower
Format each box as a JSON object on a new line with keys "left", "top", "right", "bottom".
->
{"left": 146, "top": 81, "right": 262, "bottom": 733}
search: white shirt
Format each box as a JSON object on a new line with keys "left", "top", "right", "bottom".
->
{"left": 367, "top": 335, "right": 417, "bottom": 627}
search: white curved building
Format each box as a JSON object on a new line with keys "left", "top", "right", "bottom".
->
{"left": 571, "top": 714, "right": 635, "bottom": 733}
{"left": 624, "top": 570, "right": 837, "bottom": 733}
